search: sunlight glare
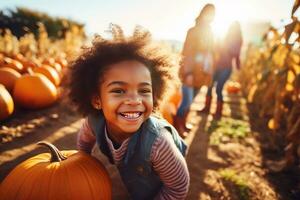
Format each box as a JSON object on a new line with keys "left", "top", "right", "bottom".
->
{"left": 212, "top": 3, "right": 247, "bottom": 39}
{"left": 212, "top": 15, "right": 232, "bottom": 40}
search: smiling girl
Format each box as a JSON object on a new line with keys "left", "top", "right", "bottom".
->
{"left": 67, "top": 24, "right": 189, "bottom": 200}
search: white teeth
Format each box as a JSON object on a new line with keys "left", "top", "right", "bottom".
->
{"left": 121, "top": 112, "right": 141, "bottom": 119}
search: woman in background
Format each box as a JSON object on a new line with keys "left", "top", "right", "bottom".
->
{"left": 199, "top": 21, "right": 243, "bottom": 120}
{"left": 174, "top": 3, "right": 215, "bottom": 137}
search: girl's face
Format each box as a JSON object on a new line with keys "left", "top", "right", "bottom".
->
{"left": 94, "top": 60, "right": 153, "bottom": 140}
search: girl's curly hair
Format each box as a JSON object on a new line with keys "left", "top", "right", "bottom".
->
{"left": 67, "top": 24, "right": 180, "bottom": 116}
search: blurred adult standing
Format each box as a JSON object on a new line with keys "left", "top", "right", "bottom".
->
{"left": 174, "top": 3, "right": 215, "bottom": 137}
{"left": 199, "top": 21, "right": 243, "bottom": 119}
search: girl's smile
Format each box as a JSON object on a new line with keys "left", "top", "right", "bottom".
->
{"left": 119, "top": 112, "right": 143, "bottom": 120}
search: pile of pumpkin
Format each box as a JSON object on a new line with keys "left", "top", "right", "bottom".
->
{"left": 0, "top": 52, "right": 68, "bottom": 121}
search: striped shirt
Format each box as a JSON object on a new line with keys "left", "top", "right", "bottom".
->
{"left": 77, "top": 118, "right": 190, "bottom": 200}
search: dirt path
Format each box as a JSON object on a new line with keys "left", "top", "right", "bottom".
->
{"left": 0, "top": 88, "right": 296, "bottom": 199}
{"left": 185, "top": 90, "right": 277, "bottom": 199}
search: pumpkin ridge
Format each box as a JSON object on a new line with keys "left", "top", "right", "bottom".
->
{"left": 59, "top": 159, "right": 73, "bottom": 200}
{"left": 14, "top": 161, "right": 46, "bottom": 200}
{"left": 76, "top": 159, "right": 97, "bottom": 199}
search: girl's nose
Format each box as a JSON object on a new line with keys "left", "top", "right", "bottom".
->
{"left": 124, "top": 94, "right": 142, "bottom": 105}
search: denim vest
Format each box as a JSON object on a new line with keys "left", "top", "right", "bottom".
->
{"left": 88, "top": 113, "right": 187, "bottom": 200}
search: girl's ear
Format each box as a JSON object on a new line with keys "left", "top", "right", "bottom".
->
{"left": 91, "top": 96, "right": 102, "bottom": 110}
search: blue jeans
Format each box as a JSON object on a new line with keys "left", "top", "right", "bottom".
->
{"left": 207, "top": 68, "right": 232, "bottom": 102}
{"left": 176, "top": 85, "right": 194, "bottom": 117}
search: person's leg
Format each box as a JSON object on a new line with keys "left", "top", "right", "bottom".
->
{"left": 198, "top": 87, "right": 212, "bottom": 113}
{"left": 174, "top": 85, "right": 194, "bottom": 137}
{"left": 177, "top": 85, "right": 193, "bottom": 117}
{"left": 193, "top": 87, "right": 200, "bottom": 99}
{"left": 206, "top": 85, "right": 213, "bottom": 97}
{"left": 214, "top": 68, "right": 232, "bottom": 119}
{"left": 198, "top": 70, "right": 218, "bottom": 113}
{"left": 215, "top": 68, "right": 232, "bottom": 102}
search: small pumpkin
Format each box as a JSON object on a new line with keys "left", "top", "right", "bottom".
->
{"left": 11, "top": 53, "right": 25, "bottom": 61}
{"left": 51, "top": 63, "right": 63, "bottom": 74}
{"left": 12, "top": 54, "right": 38, "bottom": 72}
{"left": 13, "top": 74, "right": 58, "bottom": 109}
{"left": 0, "top": 84, "right": 14, "bottom": 121}
{"left": 42, "top": 57, "right": 56, "bottom": 66}
{"left": 55, "top": 57, "right": 68, "bottom": 68}
{"left": 0, "top": 67, "right": 21, "bottom": 92}
{"left": 161, "top": 102, "right": 176, "bottom": 125}
{"left": 226, "top": 81, "right": 241, "bottom": 94}
{"left": 0, "top": 141, "right": 112, "bottom": 200}
{"left": 33, "top": 65, "right": 61, "bottom": 86}
{"left": 2, "top": 57, "right": 24, "bottom": 73}
{"left": 169, "top": 87, "right": 182, "bottom": 109}
{"left": 161, "top": 88, "right": 182, "bottom": 125}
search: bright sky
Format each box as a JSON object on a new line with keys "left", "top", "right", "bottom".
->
{"left": 0, "top": 0, "right": 295, "bottom": 41}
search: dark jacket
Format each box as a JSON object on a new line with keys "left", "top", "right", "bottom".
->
{"left": 88, "top": 113, "right": 187, "bottom": 200}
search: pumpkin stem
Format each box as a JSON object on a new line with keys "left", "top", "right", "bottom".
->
{"left": 26, "top": 67, "right": 34, "bottom": 75}
{"left": 37, "top": 141, "right": 67, "bottom": 162}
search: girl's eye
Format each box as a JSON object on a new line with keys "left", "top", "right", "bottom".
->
{"left": 110, "top": 89, "right": 125, "bottom": 94}
{"left": 139, "top": 88, "right": 152, "bottom": 94}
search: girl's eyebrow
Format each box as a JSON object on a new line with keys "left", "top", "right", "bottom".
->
{"left": 106, "top": 81, "right": 152, "bottom": 87}
{"left": 139, "top": 82, "right": 152, "bottom": 86}
{"left": 106, "top": 81, "right": 125, "bottom": 87}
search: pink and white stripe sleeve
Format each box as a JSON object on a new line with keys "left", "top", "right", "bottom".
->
{"left": 151, "top": 129, "right": 190, "bottom": 200}
{"left": 77, "top": 118, "right": 96, "bottom": 154}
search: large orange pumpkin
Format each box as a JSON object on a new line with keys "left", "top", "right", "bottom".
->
{"left": 0, "top": 84, "right": 14, "bottom": 121}
{"left": 0, "top": 53, "right": 4, "bottom": 65}
{"left": 33, "top": 65, "right": 61, "bottom": 86}
{"left": 13, "top": 74, "right": 58, "bottom": 109}
{"left": 0, "top": 67, "right": 21, "bottom": 92}
{"left": 0, "top": 141, "right": 112, "bottom": 200}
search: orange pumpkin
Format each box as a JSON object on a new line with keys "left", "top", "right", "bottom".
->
{"left": 13, "top": 74, "right": 58, "bottom": 109}
{"left": 0, "top": 53, "right": 5, "bottom": 65}
{"left": 0, "top": 84, "right": 14, "bottom": 121}
{"left": 12, "top": 53, "right": 25, "bottom": 61}
{"left": 2, "top": 57, "right": 24, "bottom": 73}
{"left": 51, "top": 63, "right": 63, "bottom": 74}
{"left": 0, "top": 141, "right": 112, "bottom": 200}
{"left": 0, "top": 67, "right": 21, "bottom": 92}
{"left": 161, "top": 88, "right": 182, "bottom": 125}
{"left": 21, "top": 60, "right": 38, "bottom": 73}
{"left": 161, "top": 103, "right": 176, "bottom": 124}
{"left": 12, "top": 54, "right": 38, "bottom": 72}
{"left": 169, "top": 88, "right": 182, "bottom": 109}
{"left": 55, "top": 57, "right": 68, "bottom": 68}
{"left": 226, "top": 81, "right": 241, "bottom": 94}
{"left": 33, "top": 65, "right": 61, "bottom": 86}
{"left": 42, "top": 57, "right": 56, "bottom": 66}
